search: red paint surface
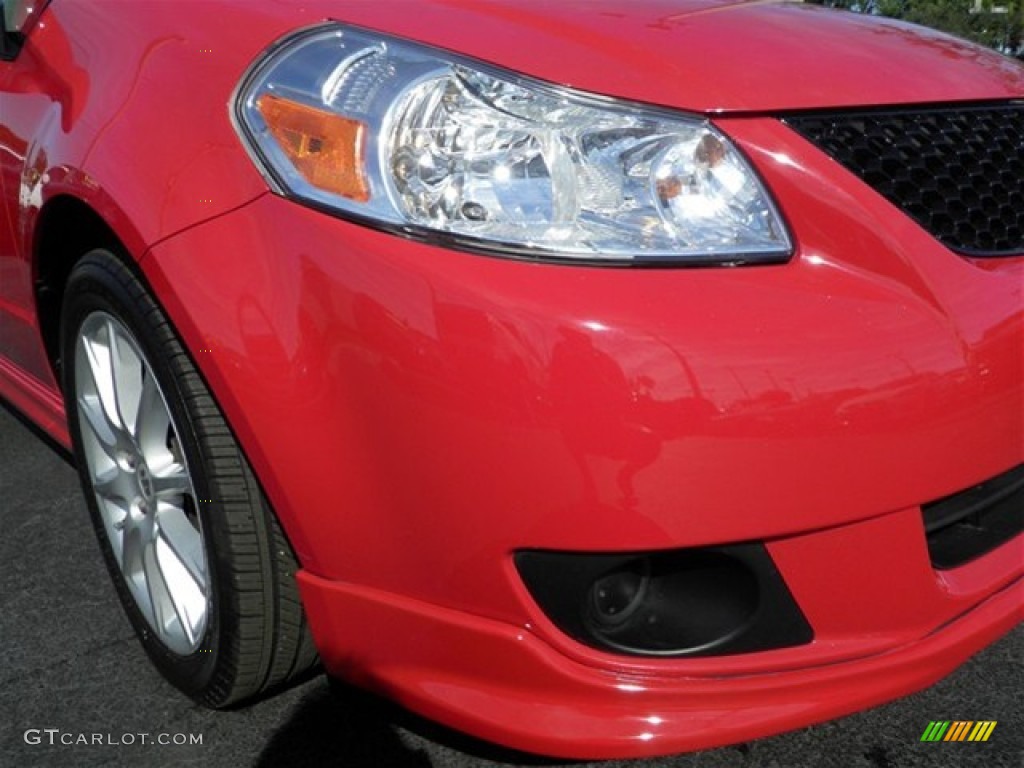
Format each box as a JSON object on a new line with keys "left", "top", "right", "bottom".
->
{"left": 1, "top": 0, "right": 1021, "bottom": 758}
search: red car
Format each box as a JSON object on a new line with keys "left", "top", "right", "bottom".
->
{"left": 1, "top": 0, "right": 1021, "bottom": 758}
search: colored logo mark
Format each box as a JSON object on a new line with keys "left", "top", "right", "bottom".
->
{"left": 920, "top": 721, "right": 997, "bottom": 742}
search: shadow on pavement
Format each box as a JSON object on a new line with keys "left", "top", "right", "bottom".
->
{"left": 256, "top": 680, "right": 433, "bottom": 768}
{"left": 256, "top": 677, "right": 560, "bottom": 768}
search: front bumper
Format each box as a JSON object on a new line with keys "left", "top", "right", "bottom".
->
{"left": 142, "top": 113, "right": 1023, "bottom": 756}
{"left": 297, "top": 538, "right": 1021, "bottom": 759}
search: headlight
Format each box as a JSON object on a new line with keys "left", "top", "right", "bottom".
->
{"left": 233, "top": 24, "right": 792, "bottom": 265}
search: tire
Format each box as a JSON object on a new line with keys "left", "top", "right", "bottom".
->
{"left": 60, "top": 248, "right": 317, "bottom": 707}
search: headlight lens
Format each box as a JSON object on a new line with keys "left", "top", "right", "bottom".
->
{"left": 234, "top": 24, "right": 792, "bottom": 265}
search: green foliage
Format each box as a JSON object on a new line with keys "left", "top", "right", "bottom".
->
{"left": 807, "top": 0, "right": 1023, "bottom": 55}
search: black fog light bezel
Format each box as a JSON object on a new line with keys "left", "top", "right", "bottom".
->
{"left": 515, "top": 543, "right": 813, "bottom": 658}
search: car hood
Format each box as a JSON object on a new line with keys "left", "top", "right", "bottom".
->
{"left": 288, "top": 0, "right": 1024, "bottom": 113}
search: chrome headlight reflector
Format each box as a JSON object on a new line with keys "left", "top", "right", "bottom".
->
{"left": 234, "top": 25, "right": 792, "bottom": 265}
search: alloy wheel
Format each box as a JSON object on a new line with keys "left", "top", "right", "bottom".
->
{"left": 74, "top": 310, "right": 208, "bottom": 655}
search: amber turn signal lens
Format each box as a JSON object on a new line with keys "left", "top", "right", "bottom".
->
{"left": 256, "top": 94, "right": 369, "bottom": 202}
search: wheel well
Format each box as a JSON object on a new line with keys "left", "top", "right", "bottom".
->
{"left": 34, "top": 196, "right": 124, "bottom": 380}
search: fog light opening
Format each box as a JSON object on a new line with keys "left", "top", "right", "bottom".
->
{"left": 582, "top": 552, "right": 761, "bottom": 655}
{"left": 515, "top": 544, "right": 814, "bottom": 657}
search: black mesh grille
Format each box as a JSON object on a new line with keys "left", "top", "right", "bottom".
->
{"left": 784, "top": 103, "right": 1024, "bottom": 256}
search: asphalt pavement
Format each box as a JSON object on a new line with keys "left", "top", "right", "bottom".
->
{"left": 1, "top": 401, "right": 1020, "bottom": 768}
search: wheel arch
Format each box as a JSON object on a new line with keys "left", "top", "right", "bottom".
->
{"left": 32, "top": 194, "right": 131, "bottom": 383}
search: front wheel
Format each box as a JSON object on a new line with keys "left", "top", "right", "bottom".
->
{"left": 61, "top": 248, "right": 317, "bottom": 706}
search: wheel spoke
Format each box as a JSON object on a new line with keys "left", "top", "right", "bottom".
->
{"left": 152, "top": 465, "right": 190, "bottom": 500}
{"left": 106, "top": 319, "right": 144, "bottom": 437}
{"left": 121, "top": 520, "right": 145, "bottom": 582}
{"left": 157, "top": 507, "right": 207, "bottom": 592}
{"left": 96, "top": 496, "right": 130, "bottom": 548}
{"left": 93, "top": 466, "right": 132, "bottom": 505}
{"left": 76, "top": 342, "right": 128, "bottom": 457}
{"left": 80, "top": 326, "right": 124, "bottom": 435}
{"left": 142, "top": 538, "right": 190, "bottom": 644}
{"left": 77, "top": 394, "right": 123, "bottom": 464}
{"left": 136, "top": 370, "right": 172, "bottom": 462}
